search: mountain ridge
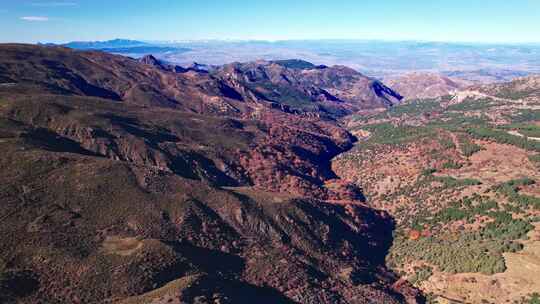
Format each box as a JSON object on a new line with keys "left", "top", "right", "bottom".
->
{"left": 0, "top": 43, "right": 422, "bottom": 304}
{"left": 61, "top": 38, "right": 149, "bottom": 49}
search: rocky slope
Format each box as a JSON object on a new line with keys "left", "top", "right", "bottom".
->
{"left": 213, "top": 59, "right": 403, "bottom": 116}
{"left": 385, "top": 72, "right": 469, "bottom": 100}
{"left": 140, "top": 55, "right": 404, "bottom": 117}
{"left": 471, "top": 75, "right": 540, "bottom": 101}
{"left": 0, "top": 44, "right": 421, "bottom": 303}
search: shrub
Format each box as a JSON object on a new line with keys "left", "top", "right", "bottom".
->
{"left": 493, "top": 179, "right": 540, "bottom": 210}
{"left": 421, "top": 168, "right": 437, "bottom": 176}
{"left": 457, "top": 133, "right": 483, "bottom": 157}
{"left": 447, "top": 98, "right": 493, "bottom": 111}
{"left": 439, "top": 136, "right": 457, "bottom": 150}
{"left": 409, "top": 265, "right": 433, "bottom": 285}
{"left": 433, "top": 176, "right": 482, "bottom": 188}
{"left": 442, "top": 160, "right": 463, "bottom": 169}
{"left": 529, "top": 154, "right": 540, "bottom": 167}
{"left": 388, "top": 193, "right": 534, "bottom": 277}
{"left": 504, "top": 124, "right": 540, "bottom": 138}
{"left": 388, "top": 232, "right": 510, "bottom": 275}
{"left": 524, "top": 293, "right": 540, "bottom": 304}
{"left": 467, "top": 126, "right": 540, "bottom": 152}
{"left": 507, "top": 110, "right": 540, "bottom": 123}
{"left": 385, "top": 99, "right": 443, "bottom": 118}
{"left": 363, "top": 123, "right": 438, "bottom": 146}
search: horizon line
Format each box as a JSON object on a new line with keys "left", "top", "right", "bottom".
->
{"left": 17, "top": 37, "right": 540, "bottom": 46}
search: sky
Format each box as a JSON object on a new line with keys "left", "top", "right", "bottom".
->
{"left": 0, "top": 0, "right": 540, "bottom": 44}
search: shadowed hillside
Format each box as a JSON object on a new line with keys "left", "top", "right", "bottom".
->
{"left": 0, "top": 44, "right": 422, "bottom": 304}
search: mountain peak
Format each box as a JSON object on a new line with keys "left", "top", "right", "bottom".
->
{"left": 139, "top": 54, "right": 161, "bottom": 66}
{"left": 214, "top": 59, "right": 402, "bottom": 114}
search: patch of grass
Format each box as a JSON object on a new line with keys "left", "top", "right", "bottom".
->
{"left": 524, "top": 293, "right": 540, "bottom": 304}
{"left": 467, "top": 126, "right": 540, "bottom": 152}
{"left": 502, "top": 123, "right": 540, "bottom": 138}
{"left": 446, "top": 98, "right": 494, "bottom": 112}
{"left": 389, "top": 191, "right": 533, "bottom": 276}
{"left": 380, "top": 171, "right": 482, "bottom": 213}
{"left": 389, "top": 232, "right": 509, "bottom": 275}
{"left": 508, "top": 110, "right": 540, "bottom": 123}
{"left": 390, "top": 212, "right": 529, "bottom": 275}
{"left": 441, "top": 160, "right": 463, "bottom": 169}
{"left": 418, "top": 197, "right": 498, "bottom": 227}
{"left": 360, "top": 99, "right": 443, "bottom": 121}
{"left": 430, "top": 113, "right": 489, "bottom": 131}
{"left": 429, "top": 175, "right": 482, "bottom": 189}
{"left": 493, "top": 178, "right": 540, "bottom": 210}
{"left": 409, "top": 265, "right": 433, "bottom": 285}
{"left": 422, "top": 168, "right": 482, "bottom": 188}
{"left": 438, "top": 136, "right": 456, "bottom": 150}
{"left": 529, "top": 154, "right": 540, "bottom": 167}
{"left": 248, "top": 82, "right": 318, "bottom": 111}
{"left": 421, "top": 168, "right": 437, "bottom": 176}
{"left": 456, "top": 133, "right": 483, "bottom": 157}
{"left": 361, "top": 123, "right": 438, "bottom": 146}
{"left": 496, "top": 88, "right": 538, "bottom": 100}
{"left": 386, "top": 99, "right": 443, "bottom": 117}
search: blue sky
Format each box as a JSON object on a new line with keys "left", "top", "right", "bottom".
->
{"left": 1, "top": 0, "right": 539, "bottom": 43}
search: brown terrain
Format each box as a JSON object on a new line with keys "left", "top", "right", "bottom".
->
{"left": 472, "top": 75, "right": 540, "bottom": 102}
{"left": 3, "top": 42, "right": 538, "bottom": 304}
{"left": 0, "top": 44, "right": 421, "bottom": 304}
{"left": 334, "top": 75, "right": 540, "bottom": 303}
{"left": 385, "top": 73, "right": 470, "bottom": 101}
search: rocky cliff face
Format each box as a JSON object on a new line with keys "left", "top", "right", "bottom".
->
{"left": 0, "top": 44, "right": 421, "bottom": 303}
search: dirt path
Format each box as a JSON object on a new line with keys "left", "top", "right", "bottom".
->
{"left": 508, "top": 130, "right": 540, "bottom": 142}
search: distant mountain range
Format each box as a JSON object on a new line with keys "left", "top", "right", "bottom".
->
{"left": 41, "top": 39, "right": 191, "bottom": 56}
{"left": 61, "top": 38, "right": 148, "bottom": 49}
{"left": 47, "top": 39, "right": 540, "bottom": 82}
